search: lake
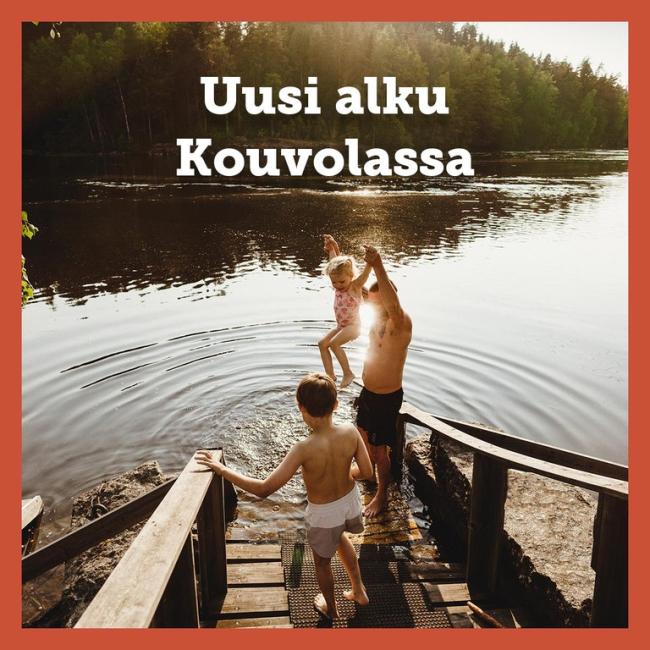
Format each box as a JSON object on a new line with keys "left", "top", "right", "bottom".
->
{"left": 22, "top": 150, "right": 628, "bottom": 537}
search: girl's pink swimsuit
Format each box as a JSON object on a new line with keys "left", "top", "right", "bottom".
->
{"left": 334, "top": 288, "right": 361, "bottom": 329}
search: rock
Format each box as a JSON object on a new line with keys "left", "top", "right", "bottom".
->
{"left": 406, "top": 435, "right": 597, "bottom": 627}
{"left": 28, "top": 461, "right": 171, "bottom": 628}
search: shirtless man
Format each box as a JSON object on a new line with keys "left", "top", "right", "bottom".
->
{"left": 357, "top": 244, "right": 412, "bottom": 517}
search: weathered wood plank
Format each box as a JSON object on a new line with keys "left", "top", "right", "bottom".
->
{"left": 220, "top": 587, "right": 289, "bottom": 616}
{"left": 466, "top": 453, "right": 508, "bottom": 596}
{"left": 216, "top": 616, "right": 292, "bottom": 628}
{"left": 402, "top": 563, "right": 466, "bottom": 583}
{"left": 226, "top": 528, "right": 259, "bottom": 542}
{"left": 353, "top": 530, "right": 416, "bottom": 544}
{"left": 410, "top": 560, "right": 464, "bottom": 572}
{"left": 227, "top": 544, "right": 282, "bottom": 561}
{"left": 350, "top": 481, "right": 422, "bottom": 544}
{"left": 590, "top": 493, "right": 628, "bottom": 627}
{"left": 22, "top": 496, "right": 43, "bottom": 530}
{"left": 22, "top": 496, "right": 44, "bottom": 556}
{"left": 23, "top": 479, "right": 175, "bottom": 583}
{"left": 447, "top": 605, "right": 528, "bottom": 628}
{"left": 402, "top": 403, "right": 628, "bottom": 498}
{"left": 227, "top": 562, "right": 284, "bottom": 586}
{"left": 153, "top": 534, "right": 199, "bottom": 628}
{"left": 433, "top": 415, "right": 627, "bottom": 481}
{"left": 421, "top": 582, "right": 471, "bottom": 604}
{"left": 446, "top": 605, "right": 475, "bottom": 628}
{"left": 591, "top": 492, "right": 604, "bottom": 571}
{"left": 197, "top": 474, "right": 227, "bottom": 617}
{"left": 75, "top": 454, "right": 221, "bottom": 628}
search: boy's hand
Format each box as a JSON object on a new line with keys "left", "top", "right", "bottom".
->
{"left": 194, "top": 450, "right": 226, "bottom": 475}
{"left": 363, "top": 244, "right": 380, "bottom": 267}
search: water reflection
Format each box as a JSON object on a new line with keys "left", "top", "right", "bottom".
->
{"left": 23, "top": 164, "right": 623, "bottom": 304}
{"left": 22, "top": 152, "right": 628, "bottom": 536}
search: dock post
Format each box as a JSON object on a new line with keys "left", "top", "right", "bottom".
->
{"left": 197, "top": 473, "right": 228, "bottom": 618}
{"left": 466, "top": 452, "right": 508, "bottom": 598}
{"left": 154, "top": 533, "right": 199, "bottom": 627}
{"left": 392, "top": 414, "right": 407, "bottom": 482}
{"left": 590, "top": 493, "right": 628, "bottom": 627}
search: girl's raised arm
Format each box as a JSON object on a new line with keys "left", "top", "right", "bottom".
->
{"left": 351, "top": 262, "right": 372, "bottom": 289}
{"left": 323, "top": 234, "right": 341, "bottom": 259}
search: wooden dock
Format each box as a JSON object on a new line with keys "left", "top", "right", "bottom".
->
{"left": 210, "top": 530, "right": 530, "bottom": 628}
{"left": 22, "top": 397, "right": 627, "bottom": 628}
{"left": 210, "top": 484, "right": 523, "bottom": 628}
{"left": 217, "top": 538, "right": 289, "bottom": 628}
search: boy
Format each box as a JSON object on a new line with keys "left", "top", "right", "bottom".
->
{"left": 195, "top": 373, "right": 373, "bottom": 619}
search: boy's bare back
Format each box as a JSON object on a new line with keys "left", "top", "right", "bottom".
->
{"left": 298, "top": 423, "right": 364, "bottom": 504}
{"left": 195, "top": 372, "right": 372, "bottom": 621}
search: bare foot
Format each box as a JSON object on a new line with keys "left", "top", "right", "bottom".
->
{"left": 314, "top": 593, "right": 338, "bottom": 619}
{"left": 327, "top": 372, "right": 337, "bottom": 383}
{"left": 340, "top": 372, "right": 355, "bottom": 388}
{"left": 344, "top": 587, "right": 369, "bottom": 606}
{"left": 363, "top": 491, "right": 387, "bottom": 518}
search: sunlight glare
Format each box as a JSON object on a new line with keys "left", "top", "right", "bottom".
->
{"left": 359, "top": 302, "right": 375, "bottom": 330}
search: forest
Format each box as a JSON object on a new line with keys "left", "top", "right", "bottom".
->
{"left": 23, "top": 22, "right": 628, "bottom": 153}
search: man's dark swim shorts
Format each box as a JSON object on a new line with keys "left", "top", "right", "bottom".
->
{"left": 355, "top": 387, "right": 404, "bottom": 447}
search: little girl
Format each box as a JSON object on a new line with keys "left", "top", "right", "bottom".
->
{"left": 319, "top": 234, "right": 371, "bottom": 387}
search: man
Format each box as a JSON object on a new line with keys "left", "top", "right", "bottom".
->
{"left": 357, "top": 244, "right": 412, "bottom": 516}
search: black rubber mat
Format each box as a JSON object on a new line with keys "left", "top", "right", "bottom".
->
{"left": 284, "top": 548, "right": 462, "bottom": 589}
{"left": 288, "top": 581, "right": 452, "bottom": 628}
{"left": 281, "top": 540, "right": 453, "bottom": 628}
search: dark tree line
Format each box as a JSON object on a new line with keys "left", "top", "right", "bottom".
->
{"left": 23, "top": 22, "right": 628, "bottom": 153}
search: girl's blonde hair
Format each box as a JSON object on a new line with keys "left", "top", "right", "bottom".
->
{"left": 325, "top": 255, "right": 357, "bottom": 278}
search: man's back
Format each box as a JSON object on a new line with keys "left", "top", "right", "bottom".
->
{"left": 300, "top": 423, "right": 358, "bottom": 504}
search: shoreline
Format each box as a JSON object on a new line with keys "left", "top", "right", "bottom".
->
{"left": 406, "top": 434, "right": 598, "bottom": 627}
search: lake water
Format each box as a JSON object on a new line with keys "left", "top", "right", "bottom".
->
{"left": 22, "top": 150, "right": 628, "bottom": 537}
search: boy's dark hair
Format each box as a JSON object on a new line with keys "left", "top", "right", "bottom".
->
{"left": 296, "top": 373, "right": 337, "bottom": 417}
{"left": 368, "top": 279, "right": 397, "bottom": 293}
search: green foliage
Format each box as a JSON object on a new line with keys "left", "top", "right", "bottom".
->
{"left": 22, "top": 211, "right": 38, "bottom": 239}
{"left": 23, "top": 22, "right": 628, "bottom": 152}
{"left": 22, "top": 255, "right": 34, "bottom": 305}
{"left": 21, "top": 212, "right": 38, "bottom": 306}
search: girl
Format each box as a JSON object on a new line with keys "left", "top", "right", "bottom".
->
{"left": 319, "top": 234, "right": 371, "bottom": 387}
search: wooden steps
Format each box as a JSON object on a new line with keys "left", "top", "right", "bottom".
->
{"left": 228, "top": 561, "right": 284, "bottom": 586}
{"left": 226, "top": 543, "right": 282, "bottom": 562}
{"left": 209, "top": 532, "right": 529, "bottom": 628}
{"left": 217, "top": 616, "right": 292, "bottom": 628}
{"left": 208, "top": 538, "right": 477, "bottom": 628}
{"left": 220, "top": 587, "right": 289, "bottom": 616}
{"left": 207, "top": 541, "right": 289, "bottom": 628}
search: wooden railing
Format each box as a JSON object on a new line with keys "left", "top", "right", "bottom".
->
{"left": 397, "top": 402, "right": 628, "bottom": 628}
{"left": 24, "top": 400, "right": 626, "bottom": 628}
{"left": 74, "top": 451, "right": 227, "bottom": 628}
{"left": 23, "top": 480, "right": 176, "bottom": 583}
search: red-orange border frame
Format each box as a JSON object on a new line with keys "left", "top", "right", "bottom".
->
{"left": 3, "top": 1, "right": 644, "bottom": 648}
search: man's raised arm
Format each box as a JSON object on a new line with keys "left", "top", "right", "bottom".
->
{"left": 364, "top": 245, "right": 407, "bottom": 326}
